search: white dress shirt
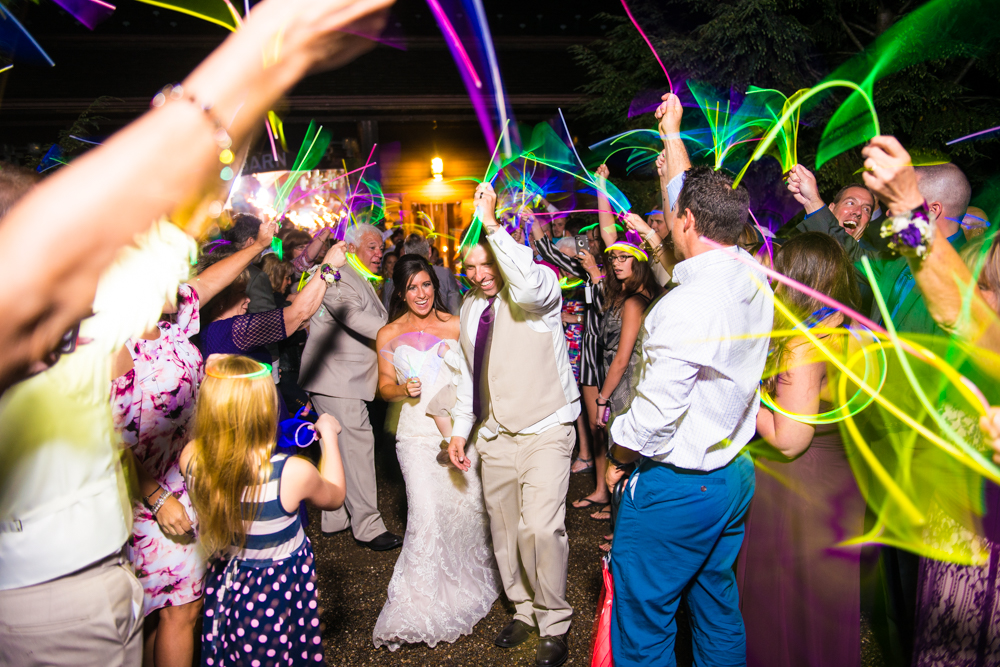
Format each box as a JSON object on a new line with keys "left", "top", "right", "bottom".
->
{"left": 452, "top": 227, "right": 581, "bottom": 441}
{"left": 610, "top": 246, "right": 773, "bottom": 471}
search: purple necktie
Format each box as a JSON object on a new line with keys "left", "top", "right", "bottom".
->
{"left": 472, "top": 296, "right": 496, "bottom": 421}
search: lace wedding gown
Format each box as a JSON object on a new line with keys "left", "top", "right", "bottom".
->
{"left": 372, "top": 337, "right": 501, "bottom": 651}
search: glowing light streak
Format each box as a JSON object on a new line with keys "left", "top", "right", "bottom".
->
{"left": 425, "top": 0, "right": 482, "bottom": 89}
{"left": 619, "top": 0, "right": 672, "bottom": 93}
{"left": 134, "top": 0, "right": 236, "bottom": 31}
{"left": 947, "top": 125, "right": 1000, "bottom": 146}
{"left": 470, "top": 0, "right": 511, "bottom": 157}
{"left": 731, "top": 81, "right": 879, "bottom": 189}
{"left": 347, "top": 252, "right": 382, "bottom": 284}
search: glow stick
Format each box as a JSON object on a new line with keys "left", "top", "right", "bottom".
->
{"left": 471, "top": 0, "right": 511, "bottom": 156}
{"left": 946, "top": 125, "right": 1000, "bottom": 146}
{"left": 425, "top": 0, "right": 482, "bottom": 88}
{"left": 619, "top": 0, "right": 673, "bottom": 93}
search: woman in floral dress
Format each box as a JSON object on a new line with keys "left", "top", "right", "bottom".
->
{"left": 111, "top": 224, "right": 278, "bottom": 667}
{"left": 112, "top": 284, "right": 207, "bottom": 667}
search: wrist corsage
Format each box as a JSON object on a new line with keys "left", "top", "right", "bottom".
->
{"left": 319, "top": 263, "right": 340, "bottom": 285}
{"left": 881, "top": 200, "right": 934, "bottom": 261}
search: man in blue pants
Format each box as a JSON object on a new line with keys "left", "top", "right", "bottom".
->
{"left": 605, "top": 93, "right": 773, "bottom": 667}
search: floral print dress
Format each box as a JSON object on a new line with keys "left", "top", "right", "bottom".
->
{"left": 111, "top": 284, "right": 207, "bottom": 614}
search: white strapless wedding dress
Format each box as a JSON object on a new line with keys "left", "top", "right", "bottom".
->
{"left": 372, "top": 338, "right": 501, "bottom": 651}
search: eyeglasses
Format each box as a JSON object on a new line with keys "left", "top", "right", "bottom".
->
{"left": 608, "top": 254, "right": 633, "bottom": 264}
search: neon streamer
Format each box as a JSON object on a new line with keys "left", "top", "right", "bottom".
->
{"left": 470, "top": 0, "right": 511, "bottom": 157}
{"left": 134, "top": 0, "right": 237, "bottom": 31}
{"left": 619, "top": 0, "right": 672, "bottom": 93}
{"left": 346, "top": 253, "right": 382, "bottom": 284}
{"left": 425, "top": 0, "right": 482, "bottom": 89}
{"left": 731, "top": 80, "right": 879, "bottom": 188}
{"left": 947, "top": 125, "right": 1000, "bottom": 146}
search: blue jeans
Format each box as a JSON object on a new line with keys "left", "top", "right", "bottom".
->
{"left": 610, "top": 452, "right": 755, "bottom": 667}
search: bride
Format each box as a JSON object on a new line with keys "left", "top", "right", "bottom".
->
{"left": 372, "top": 254, "right": 500, "bottom": 651}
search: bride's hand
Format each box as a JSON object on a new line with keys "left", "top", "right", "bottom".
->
{"left": 404, "top": 377, "right": 421, "bottom": 397}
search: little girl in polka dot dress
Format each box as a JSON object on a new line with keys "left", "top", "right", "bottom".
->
{"left": 180, "top": 354, "right": 346, "bottom": 667}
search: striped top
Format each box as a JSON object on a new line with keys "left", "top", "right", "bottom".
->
{"left": 229, "top": 453, "right": 305, "bottom": 565}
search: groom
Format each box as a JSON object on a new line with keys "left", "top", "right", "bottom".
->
{"left": 448, "top": 181, "right": 580, "bottom": 667}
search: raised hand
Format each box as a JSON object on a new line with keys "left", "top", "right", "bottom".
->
{"left": 786, "top": 164, "right": 825, "bottom": 214}
{"left": 861, "top": 136, "right": 923, "bottom": 216}
{"left": 317, "top": 412, "right": 342, "bottom": 435}
{"left": 254, "top": 219, "right": 279, "bottom": 250}
{"left": 623, "top": 212, "right": 653, "bottom": 238}
{"left": 655, "top": 151, "right": 667, "bottom": 177}
{"left": 323, "top": 240, "right": 348, "bottom": 269}
{"left": 475, "top": 182, "right": 499, "bottom": 231}
{"left": 595, "top": 163, "right": 610, "bottom": 185}
{"left": 656, "top": 93, "right": 683, "bottom": 140}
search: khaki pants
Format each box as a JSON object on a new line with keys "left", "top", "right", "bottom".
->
{"left": 476, "top": 423, "right": 574, "bottom": 637}
{"left": 0, "top": 551, "right": 144, "bottom": 667}
{"left": 311, "top": 394, "right": 388, "bottom": 542}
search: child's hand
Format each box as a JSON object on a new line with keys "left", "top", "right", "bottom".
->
{"left": 317, "top": 413, "right": 341, "bottom": 435}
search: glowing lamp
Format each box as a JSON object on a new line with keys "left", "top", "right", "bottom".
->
{"left": 431, "top": 157, "right": 444, "bottom": 181}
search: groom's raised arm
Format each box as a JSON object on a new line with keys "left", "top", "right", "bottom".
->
{"left": 477, "top": 183, "right": 560, "bottom": 315}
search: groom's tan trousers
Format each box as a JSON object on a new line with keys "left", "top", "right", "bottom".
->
{"left": 475, "top": 423, "right": 575, "bottom": 637}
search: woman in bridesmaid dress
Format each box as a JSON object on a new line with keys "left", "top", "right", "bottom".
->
{"left": 738, "top": 233, "right": 869, "bottom": 667}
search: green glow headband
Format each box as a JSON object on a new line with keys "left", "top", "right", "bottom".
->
{"left": 605, "top": 243, "right": 648, "bottom": 262}
{"left": 206, "top": 360, "right": 272, "bottom": 380}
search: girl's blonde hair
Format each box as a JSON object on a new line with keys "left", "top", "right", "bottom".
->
{"left": 187, "top": 354, "right": 279, "bottom": 557}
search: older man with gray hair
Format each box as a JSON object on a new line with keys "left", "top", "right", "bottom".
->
{"left": 299, "top": 222, "right": 402, "bottom": 551}
{"left": 381, "top": 233, "right": 461, "bottom": 314}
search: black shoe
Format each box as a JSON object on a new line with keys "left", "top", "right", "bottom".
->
{"left": 494, "top": 619, "right": 536, "bottom": 648}
{"left": 535, "top": 635, "right": 568, "bottom": 667}
{"left": 356, "top": 531, "right": 403, "bottom": 551}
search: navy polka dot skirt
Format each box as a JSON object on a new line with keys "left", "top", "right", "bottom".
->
{"left": 201, "top": 541, "right": 324, "bottom": 666}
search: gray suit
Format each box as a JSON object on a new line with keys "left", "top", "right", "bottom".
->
{"left": 299, "top": 262, "right": 388, "bottom": 541}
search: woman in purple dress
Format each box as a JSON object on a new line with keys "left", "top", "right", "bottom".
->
{"left": 197, "top": 240, "right": 346, "bottom": 418}
{"left": 737, "top": 233, "right": 868, "bottom": 667}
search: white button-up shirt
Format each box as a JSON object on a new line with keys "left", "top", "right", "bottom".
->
{"left": 452, "top": 227, "right": 581, "bottom": 441}
{"left": 610, "top": 246, "right": 773, "bottom": 471}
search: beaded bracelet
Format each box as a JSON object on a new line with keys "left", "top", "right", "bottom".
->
{"left": 151, "top": 84, "right": 236, "bottom": 182}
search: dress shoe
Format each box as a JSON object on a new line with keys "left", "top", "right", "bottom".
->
{"left": 356, "top": 531, "right": 403, "bottom": 551}
{"left": 494, "top": 619, "right": 536, "bottom": 648}
{"left": 535, "top": 634, "right": 568, "bottom": 667}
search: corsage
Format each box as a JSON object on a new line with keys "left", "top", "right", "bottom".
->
{"left": 880, "top": 200, "right": 934, "bottom": 261}
{"left": 319, "top": 263, "right": 340, "bottom": 285}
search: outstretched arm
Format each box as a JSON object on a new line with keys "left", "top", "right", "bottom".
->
{"left": 0, "top": 0, "right": 393, "bottom": 391}
{"left": 190, "top": 221, "right": 278, "bottom": 306}
{"left": 657, "top": 93, "right": 691, "bottom": 212}
{"left": 861, "top": 135, "right": 1000, "bottom": 366}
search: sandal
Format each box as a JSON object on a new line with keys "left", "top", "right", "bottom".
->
{"left": 572, "top": 497, "right": 609, "bottom": 510}
{"left": 590, "top": 505, "right": 611, "bottom": 521}
{"left": 571, "top": 456, "right": 594, "bottom": 474}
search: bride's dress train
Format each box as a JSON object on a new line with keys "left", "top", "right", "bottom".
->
{"left": 372, "top": 337, "right": 501, "bottom": 651}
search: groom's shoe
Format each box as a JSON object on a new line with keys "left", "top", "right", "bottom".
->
{"left": 494, "top": 619, "right": 535, "bottom": 648}
{"left": 535, "top": 634, "right": 568, "bottom": 667}
{"left": 356, "top": 531, "right": 403, "bottom": 551}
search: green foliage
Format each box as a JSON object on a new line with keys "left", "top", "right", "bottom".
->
{"left": 572, "top": 0, "right": 1000, "bottom": 204}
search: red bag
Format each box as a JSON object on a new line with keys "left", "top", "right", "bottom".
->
{"left": 590, "top": 554, "right": 615, "bottom": 667}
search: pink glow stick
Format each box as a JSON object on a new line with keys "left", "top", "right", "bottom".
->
{"left": 286, "top": 161, "right": 376, "bottom": 208}
{"left": 425, "top": 0, "right": 482, "bottom": 89}
{"left": 620, "top": 0, "right": 673, "bottom": 94}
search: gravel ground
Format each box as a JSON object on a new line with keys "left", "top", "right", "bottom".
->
{"left": 311, "top": 403, "right": 888, "bottom": 666}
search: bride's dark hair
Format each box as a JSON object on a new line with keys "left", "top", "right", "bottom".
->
{"left": 388, "top": 255, "right": 449, "bottom": 322}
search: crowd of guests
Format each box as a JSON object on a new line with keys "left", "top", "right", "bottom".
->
{"left": 0, "top": 0, "right": 1000, "bottom": 665}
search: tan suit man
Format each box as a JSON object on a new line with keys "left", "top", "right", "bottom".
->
{"left": 299, "top": 224, "right": 401, "bottom": 550}
{"left": 448, "top": 183, "right": 580, "bottom": 667}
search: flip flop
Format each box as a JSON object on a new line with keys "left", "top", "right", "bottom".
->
{"left": 571, "top": 456, "right": 594, "bottom": 474}
{"left": 590, "top": 505, "right": 611, "bottom": 521}
{"left": 572, "top": 497, "right": 607, "bottom": 509}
